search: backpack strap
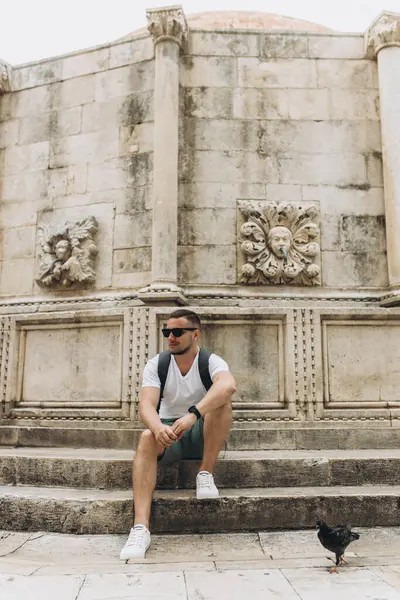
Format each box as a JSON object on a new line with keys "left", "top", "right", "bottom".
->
{"left": 198, "top": 348, "right": 213, "bottom": 391}
{"left": 157, "top": 351, "right": 172, "bottom": 413}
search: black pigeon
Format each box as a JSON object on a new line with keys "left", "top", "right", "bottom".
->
{"left": 316, "top": 519, "right": 360, "bottom": 573}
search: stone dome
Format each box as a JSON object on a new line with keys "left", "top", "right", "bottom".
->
{"left": 185, "top": 11, "right": 331, "bottom": 32}
{"left": 121, "top": 10, "right": 332, "bottom": 41}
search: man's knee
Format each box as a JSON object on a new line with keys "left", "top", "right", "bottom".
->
{"left": 205, "top": 401, "right": 233, "bottom": 421}
{"left": 137, "top": 429, "right": 157, "bottom": 452}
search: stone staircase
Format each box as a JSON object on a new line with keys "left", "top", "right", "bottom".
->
{"left": 1, "top": 425, "right": 400, "bottom": 534}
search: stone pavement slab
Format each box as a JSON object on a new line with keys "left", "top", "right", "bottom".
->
{"left": 185, "top": 569, "right": 300, "bottom": 600}
{"left": 282, "top": 566, "right": 400, "bottom": 599}
{"left": 0, "top": 573, "right": 85, "bottom": 600}
{"left": 78, "top": 572, "right": 187, "bottom": 600}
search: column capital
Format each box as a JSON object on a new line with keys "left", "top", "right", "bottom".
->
{"left": 146, "top": 5, "right": 188, "bottom": 48}
{"left": 366, "top": 11, "right": 400, "bottom": 58}
{"left": 0, "top": 60, "right": 12, "bottom": 94}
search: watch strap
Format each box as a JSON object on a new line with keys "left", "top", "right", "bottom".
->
{"left": 188, "top": 405, "right": 202, "bottom": 420}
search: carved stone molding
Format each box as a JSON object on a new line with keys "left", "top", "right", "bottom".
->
{"left": 146, "top": 5, "right": 188, "bottom": 48}
{"left": 366, "top": 11, "right": 400, "bottom": 58}
{"left": 238, "top": 200, "right": 321, "bottom": 286}
{"left": 0, "top": 60, "right": 12, "bottom": 94}
{"left": 35, "top": 216, "right": 98, "bottom": 289}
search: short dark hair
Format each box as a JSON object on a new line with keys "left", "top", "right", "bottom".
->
{"left": 168, "top": 309, "right": 201, "bottom": 329}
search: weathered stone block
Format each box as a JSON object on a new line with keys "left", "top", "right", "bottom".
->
{"left": 0, "top": 119, "right": 19, "bottom": 148}
{"left": 0, "top": 258, "right": 35, "bottom": 295}
{"left": 2, "top": 171, "right": 48, "bottom": 202}
{"left": 60, "top": 47, "right": 110, "bottom": 79}
{"left": 180, "top": 56, "right": 236, "bottom": 87}
{"left": 53, "top": 194, "right": 92, "bottom": 210}
{"left": 366, "top": 151, "right": 383, "bottom": 187}
{"left": 188, "top": 31, "right": 259, "bottom": 56}
{"left": 288, "top": 89, "right": 330, "bottom": 120}
{"left": 49, "top": 129, "right": 119, "bottom": 169}
{"left": 109, "top": 38, "right": 154, "bottom": 69}
{"left": 301, "top": 185, "right": 384, "bottom": 216}
{"left": 55, "top": 75, "right": 95, "bottom": 109}
{"left": 67, "top": 164, "right": 88, "bottom": 195}
{"left": 178, "top": 208, "right": 236, "bottom": 246}
{"left": 238, "top": 58, "right": 317, "bottom": 88}
{"left": 113, "top": 211, "right": 152, "bottom": 249}
{"left": 260, "top": 34, "right": 308, "bottom": 58}
{"left": 12, "top": 60, "right": 62, "bottom": 90}
{"left": 178, "top": 245, "right": 236, "bottom": 284}
{"left": 94, "top": 63, "right": 154, "bottom": 101}
{"left": 112, "top": 271, "right": 152, "bottom": 288}
{"left": 307, "top": 35, "right": 365, "bottom": 59}
{"left": 188, "top": 119, "right": 259, "bottom": 152}
{"left": 317, "top": 59, "right": 376, "bottom": 89}
{"left": 233, "top": 88, "right": 289, "bottom": 119}
{"left": 189, "top": 150, "right": 279, "bottom": 184}
{"left": 182, "top": 87, "right": 233, "bottom": 119}
{"left": 87, "top": 158, "right": 127, "bottom": 192}
{"left": 113, "top": 247, "right": 152, "bottom": 273}
{"left": 179, "top": 182, "right": 266, "bottom": 210}
{"left": 279, "top": 153, "right": 367, "bottom": 186}
{"left": 3, "top": 141, "right": 49, "bottom": 176}
{"left": 329, "top": 89, "right": 380, "bottom": 120}
{"left": 114, "top": 186, "right": 152, "bottom": 214}
{"left": 340, "top": 215, "right": 386, "bottom": 252}
{"left": 18, "top": 107, "right": 82, "bottom": 145}
{"left": 266, "top": 183, "right": 302, "bottom": 201}
{"left": 2, "top": 226, "right": 36, "bottom": 259}
{"left": 322, "top": 251, "right": 388, "bottom": 287}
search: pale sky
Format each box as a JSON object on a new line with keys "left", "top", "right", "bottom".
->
{"left": 1, "top": 0, "right": 399, "bottom": 65}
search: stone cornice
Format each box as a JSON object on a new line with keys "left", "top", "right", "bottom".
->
{"left": 0, "top": 60, "right": 12, "bottom": 94}
{"left": 366, "top": 11, "right": 400, "bottom": 58}
{"left": 146, "top": 5, "right": 188, "bottom": 48}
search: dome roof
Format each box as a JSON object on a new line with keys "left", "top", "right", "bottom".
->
{"left": 186, "top": 11, "right": 331, "bottom": 32}
{"left": 120, "top": 10, "right": 331, "bottom": 41}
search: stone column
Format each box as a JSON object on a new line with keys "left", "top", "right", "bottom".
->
{"left": 138, "top": 5, "right": 188, "bottom": 306}
{"left": 366, "top": 12, "right": 400, "bottom": 306}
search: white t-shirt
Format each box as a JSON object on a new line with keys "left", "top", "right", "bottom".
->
{"left": 142, "top": 350, "right": 230, "bottom": 419}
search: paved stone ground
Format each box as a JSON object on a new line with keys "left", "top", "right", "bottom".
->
{"left": 1, "top": 528, "right": 400, "bottom": 598}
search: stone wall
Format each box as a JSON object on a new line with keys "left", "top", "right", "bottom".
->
{"left": 178, "top": 31, "right": 386, "bottom": 289}
{"left": 0, "top": 33, "right": 155, "bottom": 296}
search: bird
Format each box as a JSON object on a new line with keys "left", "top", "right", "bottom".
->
{"left": 316, "top": 519, "right": 360, "bottom": 573}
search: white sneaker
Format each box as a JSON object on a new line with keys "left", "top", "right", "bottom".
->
{"left": 196, "top": 471, "right": 219, "bottom": 499}
{"left": 119, "top": 525, "right": 151, "bottom": 561}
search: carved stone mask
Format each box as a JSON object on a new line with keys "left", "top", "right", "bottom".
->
{"left": 267, "top": 226, "right": 292, "bottom": 259}
{"left": 54, "top": 240, "right": 71, "bottom": 261}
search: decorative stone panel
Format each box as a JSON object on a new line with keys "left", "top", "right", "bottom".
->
{"left": 238, "top": 200, "right": 321, "bottom": 286}
{"left": 35, "top": 216, "right": 98, "bottom": 289}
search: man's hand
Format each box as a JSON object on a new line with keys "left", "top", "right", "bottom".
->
{"left": 171, "top": 413, "right": 197, "bottom": 440}
{"left": 154, "top": 424, "right": 178, "bottom": 448}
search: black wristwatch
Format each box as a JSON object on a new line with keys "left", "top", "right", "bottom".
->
{"left": 188, "top": 405, "right": 202, "bottom": 420}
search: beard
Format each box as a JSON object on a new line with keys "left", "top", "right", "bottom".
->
{"left": 170, "top": 340, "right": 192, "bottom": 355}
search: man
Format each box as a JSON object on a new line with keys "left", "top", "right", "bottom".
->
{"left": 120, "top": 309, "right": 236, "bottom": 560}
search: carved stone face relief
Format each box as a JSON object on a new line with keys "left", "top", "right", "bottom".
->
{"left": 238, "top": 201, "right": 321, "bottom": 286}
{"left": 35, "top": 216, "right": 99, "bottom": 289}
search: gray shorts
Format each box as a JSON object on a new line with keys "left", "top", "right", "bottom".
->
{"left": 157, "top": 417, "right": 204, "bottom": 465}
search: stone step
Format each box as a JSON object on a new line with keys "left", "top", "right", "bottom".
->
{"left": 1, "top": 483, "right": 399, "bottom": 534}
{"left": 2, "top": 425, "right": 400, "bottom": 450}
{"left": 2, "top": 447, "right": 400, "bottom": 490}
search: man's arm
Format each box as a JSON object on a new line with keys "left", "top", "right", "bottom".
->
{"left": 139, "top": 387, "right": 177, "bottom": 447}
{"left": 195, "top": 371, "right": 236, "bottom": 416}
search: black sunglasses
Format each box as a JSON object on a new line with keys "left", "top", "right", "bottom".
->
{"left": 162, "top": 327, "right": 198, "bottom": 338}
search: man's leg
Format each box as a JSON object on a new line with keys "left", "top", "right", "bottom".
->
{"left": 133, "top": 429, "right": 164, "bottom": 528}
{"left": 200, "top": 401, "right": 232, "bottom": 473}
{"left": 120, "top": 429, "right": 164, "bottom": 561}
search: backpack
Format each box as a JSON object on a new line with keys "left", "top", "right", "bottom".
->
{"left": 156, "top": 348, "right": 213, "bottom": 413}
